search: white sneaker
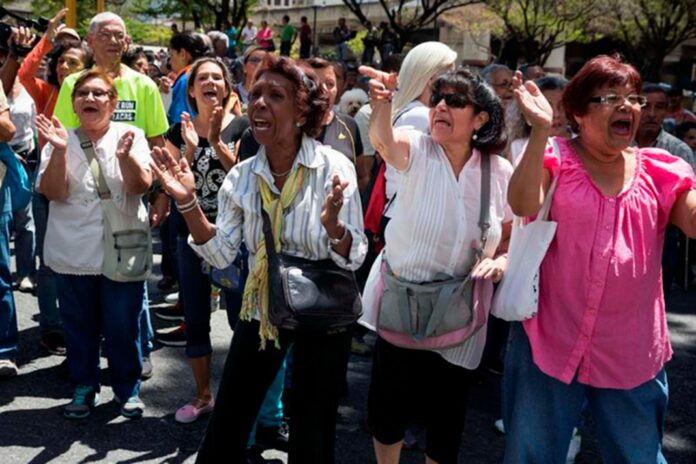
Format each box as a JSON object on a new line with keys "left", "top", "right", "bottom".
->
{"left": 18, "top": 276, "right": 34, "bottom": 292}
{"left": 164, "top": 292, "right": 179, "bottom": 304}
{"left": 493, "top": 418, "right": 506, "bottom": 434}
{"left": 565, "top": 428, "right": 581, "bottom": 464}
{"left": 0, "top": 359, "right": 18, "bottom": 378}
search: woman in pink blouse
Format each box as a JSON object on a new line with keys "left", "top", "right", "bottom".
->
{"left": 504, "top": 55, "right": 696, "bottom": 463}
{"left": 255, "top": 20, "right": 275, "bottom": 52}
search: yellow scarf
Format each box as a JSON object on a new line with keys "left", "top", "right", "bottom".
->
{"left": 240, "top": 164, "right": 306, "bottom": 349}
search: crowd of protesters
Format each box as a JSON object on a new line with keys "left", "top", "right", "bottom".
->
{"left": 0, "top": 6, "right": 695, "bottom": 464}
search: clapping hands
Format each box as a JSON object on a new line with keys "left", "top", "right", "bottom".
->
{"left": 37, "top": 115, "right": 68, "bottom": 151}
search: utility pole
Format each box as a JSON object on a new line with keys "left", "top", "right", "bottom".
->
{"left": 66, "top": 0, "right": 77, "bottom": 28}
{"left": 97, "top": 0, "right": 106, "bottom": 12}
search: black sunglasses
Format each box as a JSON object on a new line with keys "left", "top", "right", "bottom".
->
{"left": 430, "top": 92, "right": 471, "bottom": 108}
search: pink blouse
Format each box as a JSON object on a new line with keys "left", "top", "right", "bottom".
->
{"left": 523, "top": 137, "right": 695, "bottom": 389}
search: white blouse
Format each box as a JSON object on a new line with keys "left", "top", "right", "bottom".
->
{"left": 361, "top": 130, "right": 513, "bottom": 368}
{"left": 37, "top": 123, "right": 151, "bottom": 275}
{"left": 384, "top": 100, "right": 430, "bottom": 217}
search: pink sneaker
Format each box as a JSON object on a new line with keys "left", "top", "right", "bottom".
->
{"left": 175, "top": 398, "right": 215, "bottom": 424}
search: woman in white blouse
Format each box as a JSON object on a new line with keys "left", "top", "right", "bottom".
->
{"left": 36, "top": 70, "right": 152, "bottom": 420}
{"left": 152, "top": 55, "right": 367, "bottom": 463}
{"left": 360, "top": 65, "right": 512, "bottom": 464}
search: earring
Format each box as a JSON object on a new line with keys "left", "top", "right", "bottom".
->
{"left": 295, "top": 121, "right": 302, "bottom": 128}
{"left": 472, "top": 131, "right": 478, "bottom": 141}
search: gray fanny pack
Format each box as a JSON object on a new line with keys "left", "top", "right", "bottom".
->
{"left": 377, "top": 151, "right": 491, "bottom": 349}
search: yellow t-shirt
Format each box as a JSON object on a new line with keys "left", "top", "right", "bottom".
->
{"left": 53, "top": 65, "right": 168, "bottom": 138}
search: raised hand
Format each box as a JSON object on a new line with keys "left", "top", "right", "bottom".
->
{"left": 11, "top": 26, "right": 34, "bottom": 49}
{"left": 180, "top": 112, "right": 199, "bottom": 149}
{"left": 320, "top": 174, "right": 349, "bottom": 227}
{"left": 46, "top": 8, "right": 68, "bottom": 42}
{"left": 512, "top": 70, "right": 553, "bottom": 130}
{"left": 159, "top": 76, "right": 172, "bottom": 94}
{"left": 150, "top": 146, "right": 196, "bottom": 203}
{"left": 37, "top": 114, "right": 68, "bottom": 151}
{"left": 116, "top": 131, "right": 134, "bottom": 160}
{"left": 359, "top": 65, "right": 398, "bottom": 104}
{"left": 208, "top": 106, "right": 224, "bottom": 143}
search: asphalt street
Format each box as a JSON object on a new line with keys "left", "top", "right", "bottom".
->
{"left": 1, "top": 249, "right": 695, "bottom": 464}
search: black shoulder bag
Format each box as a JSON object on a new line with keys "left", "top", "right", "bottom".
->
{"left": 261, "top": 208, "right": 362, "bottom": 332}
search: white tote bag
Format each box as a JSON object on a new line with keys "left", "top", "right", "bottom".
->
{"left": 491, "top": 141, "right": 560, "bottom": 321}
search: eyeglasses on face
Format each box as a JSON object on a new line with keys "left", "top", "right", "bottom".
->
{"left": 96, "top": 30, "right": 126, "bottom": 42}
{"left": 75, "top": 89, "right": 112, "bottom": 99}
{"left": 491, "top": 80, "right": 512, "bottom": 90}
{"left": 430, "top": 92, "right": 471, "bottom": 108}
{"left": 588, "top": 94, "right": 647, "bottom": 108}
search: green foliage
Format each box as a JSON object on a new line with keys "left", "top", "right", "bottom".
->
{"left": 487, "top": 0, "right": 607, "bottom": 65}
{"left": 608, "top": 0, "right": 696, "bottom": 79}
{"left": 124, "top": 18, "right": 173, "bottom": 46}
{"left": 31, "top": 0, "right": 173, "bottom": 45}
{"left": 32, "top": 0, "right": 94, "bottom": 29}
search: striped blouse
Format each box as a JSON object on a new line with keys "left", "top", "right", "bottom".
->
{"left": 189, "top": 135, "right": 368, "bottom": 275}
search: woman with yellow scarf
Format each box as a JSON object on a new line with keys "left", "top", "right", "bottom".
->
{"left": 152, "top": 54, "right": 367, "bottom": 463}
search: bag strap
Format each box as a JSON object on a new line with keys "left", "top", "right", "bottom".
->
{"left": 75, "top": 127, "right": 111, "bottom": 200}
{"left": 261, "top": 207, "right": 278, "bottom": 260}
{"left": 477, "top": 153, "right": 491, "bottom": 259}
{"left": 537, "top": 137, "right": 561, "bottom": 221}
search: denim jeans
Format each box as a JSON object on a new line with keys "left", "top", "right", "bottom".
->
{"left": 54, "top": 273, "right": 144, "bottom": 400}
{"left": 11, "top": 192, "right": 35, "bottom": 279}
{"left": 140, "top": 283, "right": 153, "bottom": 356}
{"left": 177, "top": 234, "right": 215, "bottom": 358}
{"left": 32, "top": 191, "right": 61, "bottom": 334}
{"left": 502, "top": 322, "right": 668, "bottom": 464}
{"left": 336, "top": 42, "right": 348, "bottom": 61}
{"left": 0, "top": 196, "right": 17, "bottom": 360}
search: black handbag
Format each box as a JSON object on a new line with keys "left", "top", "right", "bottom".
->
{"left": 261, "top": 208, "right": 362, "bottom": 331}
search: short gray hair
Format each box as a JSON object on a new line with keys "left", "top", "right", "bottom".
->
{"left": 480, "top": 63, "right": 511, "bottom": 84}
{"left": 207, "top": 31, "right": 229, "bottom": 49}
{"left": 89, "top": 12, "right": 126, "bottom": 34}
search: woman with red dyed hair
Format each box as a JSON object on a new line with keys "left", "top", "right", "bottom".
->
{"left": 503, "top": 54, "right": 696, "bottom": 462}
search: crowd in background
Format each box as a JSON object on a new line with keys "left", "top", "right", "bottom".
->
{"left": 0, "top": 6, "right": 694, "bottom": 464}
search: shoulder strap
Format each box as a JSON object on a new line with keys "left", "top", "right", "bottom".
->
{"left": 537, "top": 137, "right": 561, "bottom": 221}
{"left": 75, "top": 128, "right": 111, "bottom": 200}
{"left": 477, "top": 153, "right": 491, "bottom": 258}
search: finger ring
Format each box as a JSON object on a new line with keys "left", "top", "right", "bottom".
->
{"left": 332, "top": 199, "right": 342, "bottom": 207}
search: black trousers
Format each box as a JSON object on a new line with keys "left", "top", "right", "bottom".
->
{"left": 280, "top": 40, "right": 292, "bottom": 56}
{"left": 196, "top": 320, "right": 352, "bottom": 464}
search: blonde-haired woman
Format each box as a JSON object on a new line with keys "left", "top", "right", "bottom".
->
{"left": 384, "top": 42, "right": 457, "bottom": 219}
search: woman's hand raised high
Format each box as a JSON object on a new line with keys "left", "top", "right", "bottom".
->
{"left": 151, "top": 146, "right": 197, "bottom": 204}
{"left": 512, "top": 70, "right": 553, "bottom": 130}
{"left": 359, "top": 65, "right": 398, "bottom": 105}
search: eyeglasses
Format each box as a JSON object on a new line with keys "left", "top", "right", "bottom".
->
{"left": 490, "top": 80, "right": 512, "bottom": 90}
{"left": 430, "top": 92, "right": 471, "bottom": 108}
{"left": 75, "top": 89, "right": 112, "bottom": 99}
{"left": 588, "top": 94, "right": 647, "bottom": 108}
{"left": 96, "top": 30, "right": 126, "bottom": 42}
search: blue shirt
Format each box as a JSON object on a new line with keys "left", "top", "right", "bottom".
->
{"left": 167, "top": 70, "right": 194, "bottom": 124}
